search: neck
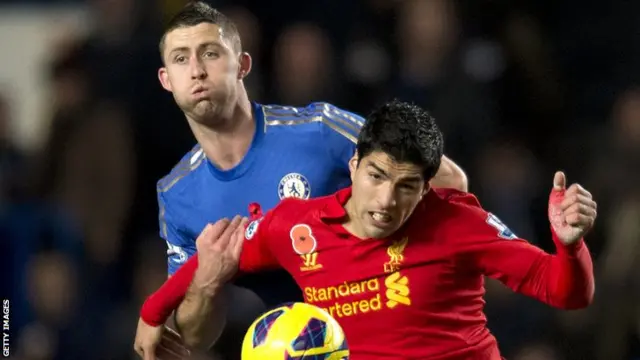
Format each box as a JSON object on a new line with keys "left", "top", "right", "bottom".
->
{"left": 188, "top": 93, "right": 255, "bottom": 170}
{"left": 342, "top": 197, "right": 368, "bottom": 239}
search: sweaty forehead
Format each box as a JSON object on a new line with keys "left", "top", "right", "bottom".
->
{"left": 165, "top": 23, "right": 230, "bottom": 51}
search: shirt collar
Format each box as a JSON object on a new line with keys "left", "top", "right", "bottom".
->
{"left": 320, "top": 186, "right": 414, "bottom": 241}
{"left": 319, "top": 187, "right": 352, "bottom": 220}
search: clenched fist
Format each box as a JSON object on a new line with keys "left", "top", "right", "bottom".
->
{"left": 548, "top": 171, "right": 598, "bottom": 245}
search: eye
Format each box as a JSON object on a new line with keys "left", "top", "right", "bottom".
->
{"left": 203, "top": 51, "right": 219, "bottom": 59}
{"left": 174, "top": 55, "right": 187, "bottom": 64}
{"left": 368, "top": 172, "right": 382, "bottom": 180}
{"left": 399, "top": 183, "right": 416, "bottom": 191}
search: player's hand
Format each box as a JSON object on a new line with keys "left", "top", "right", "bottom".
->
{"left": 548, "top": 171, "right": 597, "bottom": 245}
{"left": 193, "top": 216, "right": 249, "bottom": 294}
{"left": 134, "top": 318, "right": 190, "bottom": 360}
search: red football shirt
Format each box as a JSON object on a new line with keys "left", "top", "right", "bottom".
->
{"left": 142, "top": 187, "right": 594, "bottom": 360}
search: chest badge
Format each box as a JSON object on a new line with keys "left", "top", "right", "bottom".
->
{"left": 291, "top": 224, "right": 322, "bottom": 272}
{"left": 278, "top": 173, "right": 311, "bottom": 200}
{"left": 384, "top": 236, "right": 409, "bottom": 273}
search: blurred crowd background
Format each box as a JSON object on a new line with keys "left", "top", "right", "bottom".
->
{"left": 1, "top": 0, "right": 639, "bottom": 359}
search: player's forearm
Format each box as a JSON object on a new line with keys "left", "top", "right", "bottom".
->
{"left": 174, "top": 282, "right": 226, "bottom": 350}
{"left": 140, "top": 253, "right": 228, "bottom": 350}
{"left": 431, "top": 155, "right": 468, "bottom": 192}
{"left": 522, "top": 235, "right": 595, "bottom": 309}
{"left": 548, "top": 237, "right": 595, "bottom": 309}
{"left": 141, "top": 255, "right": 199, "bottom": 326}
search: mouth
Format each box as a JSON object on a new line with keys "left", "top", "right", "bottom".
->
{"left": 368, "top": 211, "right": 393, "bottom": 226}
{"left": 191, "top": 85, "right": 208, "bottom": 95}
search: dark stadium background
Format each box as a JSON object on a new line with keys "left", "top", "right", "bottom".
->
{"left": 1, "top": 0, "right": 639, "bottom": 359}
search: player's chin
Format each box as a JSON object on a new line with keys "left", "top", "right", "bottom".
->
{"left": 191, "top": 101, "right": 220, "bottom": 120}
{"left": 365, "top": 223, "right": 399, "bottom": 240}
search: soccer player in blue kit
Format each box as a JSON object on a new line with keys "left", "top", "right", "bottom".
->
{"left": 134, "top": 2, "right": 468, "bottom": 359}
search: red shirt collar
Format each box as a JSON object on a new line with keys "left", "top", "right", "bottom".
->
{"left": 320, "top": 187, "right": 352, "bottom": 220}
{"left": 319, "top": 186, "right": 410, "bottom": 242}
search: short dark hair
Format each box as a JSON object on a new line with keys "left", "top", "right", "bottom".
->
{"left": 357, "top": 99, "right": 444, "bottom": 180}
{"left": 159, "top": 1, "right": 241, "bottom": 58}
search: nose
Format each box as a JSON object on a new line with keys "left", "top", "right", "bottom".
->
{"left": 189, "top": 56, "right": 207, "bottom": 80}
{"left": 376, "top": 183, "right": 396, "bottom": 210}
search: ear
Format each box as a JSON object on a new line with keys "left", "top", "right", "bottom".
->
{"left": 420, "top": 183, "right": 430, "bottom": 199}
{"left": 158, "top": 67, "right": 172, "bottom": 92}
{"left": 238, "top": 52, "right": 252, "bottom": 80}
{"left": 349, "top": 154, "right": 358, "bottom": 182}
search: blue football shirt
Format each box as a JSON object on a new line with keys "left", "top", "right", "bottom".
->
{"left": 157, "top": 101, "right": 363, "bottom": 305}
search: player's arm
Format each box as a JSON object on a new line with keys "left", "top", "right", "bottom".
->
{"left": 175, "top": 212, "right": 281, "bottom": 349}
{"left": 157, "top": 190, "right": 194, "bottom": 332}
{"left": 320, "top": 103, "right": 467, "bottom": 191}
{"left": 158, "top": 191, "right": 196, "bottom": 277}
{"left": 430, "top": 155, "right": 468, "bottom": 192}
{"left": 134, "top": 191, "right": 197, "bottom": 359}
{"left": 140, "top": 209, "right": 281, "bottom": 349}
{"left": 455, "top": 181, "right": 595, "bottom": 309}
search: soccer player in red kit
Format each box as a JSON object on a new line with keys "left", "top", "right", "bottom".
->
{"left": 135, "top": 100, "right": 596, "bottom": 360}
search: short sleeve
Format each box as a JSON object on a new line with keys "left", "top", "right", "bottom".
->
{"left": 158, "top": 191, "right": 196, "bottom": 275}
{"left": 319, "top": 103, "right": 363, "bottom": 169}
{"left": 239, "top": 207, "right": 282, "bottom": 273}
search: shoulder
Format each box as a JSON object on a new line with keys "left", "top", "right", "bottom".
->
{"left": 412, "top": 188, "right": 492, "bottom": 239}
{"left": 431, "top": 188, "right": 488, "bottom": 223}
{"left": 420, "top": 189, "right": 520, "bottom": 247}
{"left": 271, "top": 194, "right": 331, "bottom": 217}
{"left": 261, "top": 102, "right": 363, "bottom": 143}
{"left": 432, "top": 188, "right": 482, "bottom": 208}
{"left": 263, "top": 194, "right": 334, "bottom": 229}
{"left": 156, "top": 144, "right": 207, "bottom": 196}
{"left": 261, "top": 102, "right": 363, "bottom": 123}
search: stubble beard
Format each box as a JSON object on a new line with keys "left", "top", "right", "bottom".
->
{"left": 185, "top": 99, "right": 223, "bottom": 127}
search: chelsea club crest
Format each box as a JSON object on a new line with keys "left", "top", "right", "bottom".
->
{"left": 245, "top": 218, "right": 261, "bottom": 240}
{"left": 278, "top": 173, "right": 311, "bottom": 200}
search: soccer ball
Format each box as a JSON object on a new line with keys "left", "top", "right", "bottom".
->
{"left": 241, "top": 302, "right": 349, "bottom": 360}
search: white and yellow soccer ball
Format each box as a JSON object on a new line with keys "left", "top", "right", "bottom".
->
{"left": 241, "top": 302, "right": 349, "bottom": 360}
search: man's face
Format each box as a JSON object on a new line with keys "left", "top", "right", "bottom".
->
{"left": 348, "top": 151, "right": 427, "bottom": 239}
{"left": 158, "top": 22, "right": 243, "bottom": 123}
